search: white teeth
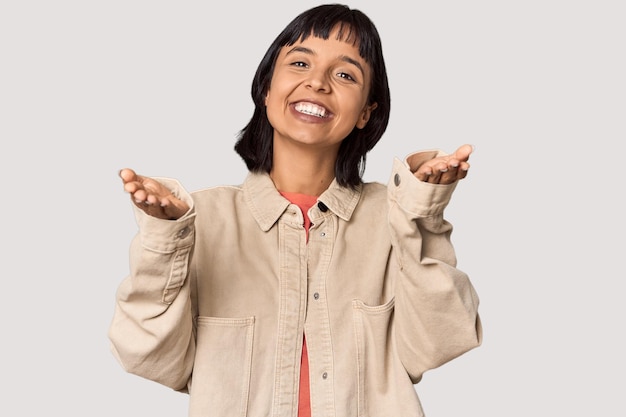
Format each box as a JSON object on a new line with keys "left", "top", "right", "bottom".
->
{"left": 295, "top": 102, "right": 327, "bottom": 118}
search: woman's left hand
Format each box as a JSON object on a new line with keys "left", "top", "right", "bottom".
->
{"left": 413, "top": 144, "right": 473, "bottom": 184}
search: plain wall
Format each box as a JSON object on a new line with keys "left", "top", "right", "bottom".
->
{"left": 1, "top": 1, "right": 624, "bottom": 415}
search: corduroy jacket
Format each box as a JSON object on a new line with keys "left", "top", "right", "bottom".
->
{"left": 109, "top": 150, "right": 482, "bottom": 417}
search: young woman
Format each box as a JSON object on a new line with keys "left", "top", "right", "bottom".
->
{"left": 109, "top": 4, "right": 482, "bottom": 417}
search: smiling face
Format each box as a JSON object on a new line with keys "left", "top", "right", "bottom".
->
{"left": 265, "top": 27, "right": 378, "bottom": 156}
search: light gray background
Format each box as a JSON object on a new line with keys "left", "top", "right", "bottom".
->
{"left": 2, "top": 0, "right": 624, "bottom": 415}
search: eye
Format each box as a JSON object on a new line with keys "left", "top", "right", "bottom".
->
{"left": 337, "top": 72, "right": 356, "bottom": 82}
{"left": 290, "top": 61, "right": 308, "bottom": 68}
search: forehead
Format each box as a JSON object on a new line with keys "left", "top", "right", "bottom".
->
{"left": 288, "top": 21, "right": 360, "bottom": 44}
{"left": 286, "top": 24, "right": 362, "bottom": 52}
{"left": 281, "top": 29, "right": 366, "bottom": 63}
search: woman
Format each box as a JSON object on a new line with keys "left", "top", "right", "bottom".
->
{"left": 109, "top": 4, "right": 481, "bottom": 417}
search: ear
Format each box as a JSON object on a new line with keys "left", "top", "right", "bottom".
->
{"left": 356, "top": 102, "right": 378, "bottom": 129}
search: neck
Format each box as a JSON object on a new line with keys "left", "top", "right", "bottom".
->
{"left": 270, "top": 142, "right": 338, "bottom": 196}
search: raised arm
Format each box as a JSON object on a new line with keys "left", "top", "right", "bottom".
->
{"left": 388, "top": 145, "right": 481, "bottom": 383}
{"left": 109, "top": 170, "right": 197, "bottom": 391}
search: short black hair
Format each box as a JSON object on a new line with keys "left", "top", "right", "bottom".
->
{"left": 234, "top": 4, "right": 391, "bottom": 188}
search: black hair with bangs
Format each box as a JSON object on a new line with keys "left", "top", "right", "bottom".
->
{"left": 234, "top": 3, "right": 391, "bottom": 188}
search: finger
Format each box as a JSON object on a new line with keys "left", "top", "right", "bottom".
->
{"left": 123, "top": 180, "right": 140, "bottom": 194}
{"left": 123, "top": 181, "right": 134, "bottom": 193}
{"left": 427, "top": 166, "right": 445, "bottom": 184}
{"left": 132, "top": 196, "right": 173, "bottom": 220}
{"left": 120, "top": 169, "right": 147, "bottom": 198}
{"left": 138, "top": 190, "right": 164, "bottom": 206}
{"left": 414, "top": 166, "right": 433, "bottom": 182}
{"left": 453, "top": 144, "right": 474, "bottom": 162}
{"left": 457, "top": 162, "right": 470, "bottom": 180}
{"left": 131, "top": 188, "right": 149, "bottom": 203}
{"left": 160, "top": 196, "right": 190, "bottom": 219}
{"left": 124, "top": 176, "right": 162, "bottom": 203}
{"left": 438, "top": 165, "right": 459, "bottom": 184}
{"left": 142, "top": 204, "right": 169, "bottom": 219}
{"left": 146, "top": 193, "right": 161, "bottom": 206}
{"left": 119, "top": 168, "right": 137, "bottom": 183}
{"left": 415, "top": 161, "right": 446, "bottom": 183}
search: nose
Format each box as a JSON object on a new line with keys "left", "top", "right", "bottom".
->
{"left": 306, "top": 68, "right": 330, "bottom": 92}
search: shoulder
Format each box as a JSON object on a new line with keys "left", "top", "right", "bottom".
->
{"left": 361, "top": 181, "right": 387, "bottom": 201}
{"left": 190, "top": 184, "right": 245, "bottom": 211}
{"left": 356, "top": 181, "right": 388, "bottom": 213}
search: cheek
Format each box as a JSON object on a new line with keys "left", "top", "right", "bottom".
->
{"left": 265, "top": 85, "right": 290, "bottom": 117}
{"left": 264, "top": 96, "right": 282, "bottom": 130}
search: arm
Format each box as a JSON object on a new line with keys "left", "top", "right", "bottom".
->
{"left": 388, "top": 147, "right": 482, "bottom": 383}
{"left": 108, "top": 173, "right": 197, "bottom": 391}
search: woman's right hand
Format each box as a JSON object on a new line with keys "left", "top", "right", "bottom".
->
{"left": 119, "top": 168, "right": 190, "bottom": 220}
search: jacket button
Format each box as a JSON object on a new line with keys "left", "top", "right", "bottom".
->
{"left": 313, "top": 292, "right": 320, "bottom": 300}
{"left": 176, "top": 226, "right": 190, "bottom": 238}
{"left": 317, "top": 202, "right": 328, "bottom": 212}
{"left": 322, "top": 372, "right": 328, "bottom": 379}
{"left": 394, "top": 173, "right": 401, "bottom": 186}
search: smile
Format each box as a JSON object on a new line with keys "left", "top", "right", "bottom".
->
{"left": 294, "top": 102, "right": 329, "bottom": 118}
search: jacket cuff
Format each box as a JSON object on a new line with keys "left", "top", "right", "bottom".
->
{"left": 132, "top": 177, "right": 196, "bottom": 253}
{"left": 388, "top": 151, "right": 458, "bottom": 217}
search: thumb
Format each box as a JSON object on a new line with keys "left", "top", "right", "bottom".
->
{"left": 119, "top": 168, "right": 138, "bottom": 184}
{"left": 453, "top": 144, "right": 474, "bottom": 162}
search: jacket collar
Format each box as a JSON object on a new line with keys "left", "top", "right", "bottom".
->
{"left": 243, "top": 172, "right": 362, "bottom": 232}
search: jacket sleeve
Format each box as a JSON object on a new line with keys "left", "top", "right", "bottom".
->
{"left": 108, "top": 177, "right": 197, "bottom": 392}
{"left": 387, "top": 150, "right": 482, "bottom": 383}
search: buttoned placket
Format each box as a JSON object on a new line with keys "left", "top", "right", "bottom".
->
{"left": 304, "top": 203, "right": 337, "bottom": 416}
{"left": 272, "top": 205, "right": 308, "bottom": 417}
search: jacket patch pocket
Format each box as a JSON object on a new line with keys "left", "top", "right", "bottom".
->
{"left": 189, "top": 316, "right": 255, "bottom": 417}
{"left": 352, "top": 298, "right": 395, "bottom": 417}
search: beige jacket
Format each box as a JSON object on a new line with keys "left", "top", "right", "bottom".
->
{"left": 109, "top": 151, "right": 482, "bottom": 417}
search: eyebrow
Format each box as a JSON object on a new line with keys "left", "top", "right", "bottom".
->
{"left": 286, "top": 46, "right": 365, "bottom": 77}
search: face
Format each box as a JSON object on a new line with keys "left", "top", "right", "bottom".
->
{"left": 265, "top": 28, "right": 378, "bottom": 153}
